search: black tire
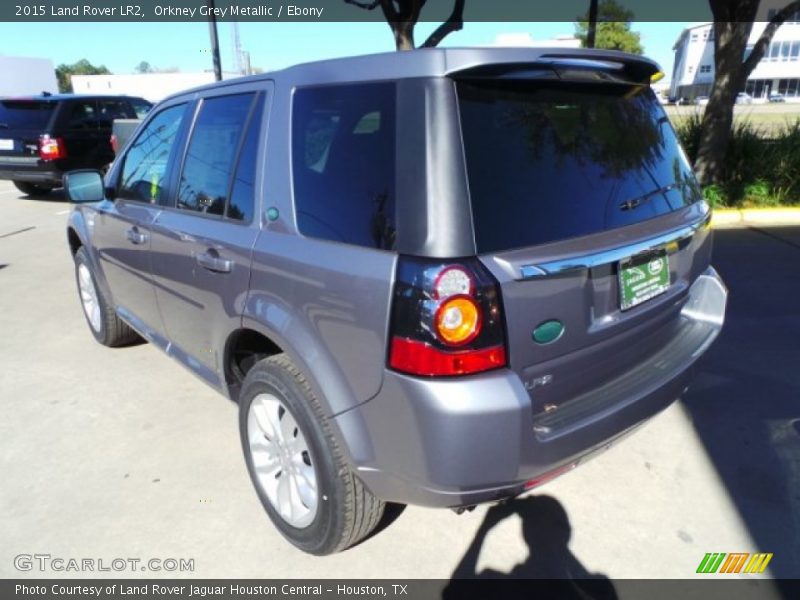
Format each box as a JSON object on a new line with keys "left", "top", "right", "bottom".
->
{"left": 13, "top": 181, "right": 53, "bottom": 196}
{"left": 239, "top": 354, "right": 384, "bottom": 555}
{"left": 73, "top": 246, "right": 139, "bottom": 347}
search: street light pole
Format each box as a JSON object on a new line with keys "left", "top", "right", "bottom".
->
{"left": 587, "top": 0, "right": 598, "bottom": 49}
{"left": 207, "top": 0, "right": 222, "bottom": 81}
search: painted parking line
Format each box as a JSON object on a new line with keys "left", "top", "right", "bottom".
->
{"left": 55, "top": 210, "right": 70, "bottom": 215}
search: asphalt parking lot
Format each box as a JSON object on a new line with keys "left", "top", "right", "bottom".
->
{"left": 0, "top": 180, "right": 797, "bottom": 588}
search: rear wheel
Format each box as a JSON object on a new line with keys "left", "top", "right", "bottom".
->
{"left": 239, "top": 354, "right": 384, "bottom": 555}
{"left": 13, "top": 181, "right": 53, "bottom": 196}
{"left": 74, "top": 247, "right": 139, "bottom": 347}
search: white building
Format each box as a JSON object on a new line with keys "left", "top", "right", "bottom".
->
{"left": 671, "top": 6, "right": 800, "bottom": 101}
{"left": 71, "top": 71, "right": 242, "bottom": 103}
{"left": 0, "top": 56, "right": 58, "bottom": 96}
{"left": 492, "top": 33, "right": 581, "bottom": 49}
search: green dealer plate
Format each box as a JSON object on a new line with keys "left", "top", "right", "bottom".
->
{"left": 619, "top": 251, "right": 670, "bottom": 311}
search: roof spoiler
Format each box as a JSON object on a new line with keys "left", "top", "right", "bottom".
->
{"left": 451, "top": 50, "right": 663, "bottom": 85}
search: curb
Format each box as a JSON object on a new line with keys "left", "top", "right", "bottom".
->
{"left": 711, "top": 208, "right": 800, "bottom": 228}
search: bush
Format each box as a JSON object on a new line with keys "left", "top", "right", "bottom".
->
{"left": 675, "top": 116, "right": 800, "bottom": 208}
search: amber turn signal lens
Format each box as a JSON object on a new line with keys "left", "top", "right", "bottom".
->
{"left": 434, "top": 295, "right": 482, "bottom": 345}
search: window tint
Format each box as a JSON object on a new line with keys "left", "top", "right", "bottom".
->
{"left": 177, "top": 93, "right": 254, "bottom": 216}
{"left": 66, "top": 101, "right": 98, "bottom": 129}
{"left": 129, "top": 98, "right": 153, "bottom": 118}
{"left": 457, "top": 80, "right": 702, "bottom": 253}
{"left": 292, "top": 83, "right": 396, "bottom": 250}
{"left": 97, "top": 100, "right": 134, "bottom": 126}
{"left": 0, "top": 100, "right": 55, "bottom": 129}
{"left": 227, "top": 95, "right": 263, "bottom": 222}
{"left": 118, "top": 104, "right": 185, "bottom": 204}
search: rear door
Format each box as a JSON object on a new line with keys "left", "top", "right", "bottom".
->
{"left": 149, "top": 88, "right": 267, "bottom": 386}
{"left": 57, "top": 99, "right": 106, "bottom": 171}
{"left": 455, "top": 76, "right": 712, "bottom": 414}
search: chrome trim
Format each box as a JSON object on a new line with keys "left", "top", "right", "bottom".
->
{"left": 519, "top": 213, "right": 710, "bottom": 280}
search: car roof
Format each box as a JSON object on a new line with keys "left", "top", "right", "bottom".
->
{"left": 0, "top": 94, "right": 149, "bottom": 102}
{"left": 163, "top": 47, "right": 662, "bottom": 102}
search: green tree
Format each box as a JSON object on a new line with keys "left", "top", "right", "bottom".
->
{"left": 134, "top": 61, "right": 154, "bottom": 74}
{"left": 575, "top": 0, "right": 643, "bottom": 54}
{"left": 694, "top": 0, "right": 800, "bottom": 184}
{"left": 55, "top": 59, "right": 111, "bottom": 93}
{"left": 344, "top": 0, "right": 465, "bottom": 50}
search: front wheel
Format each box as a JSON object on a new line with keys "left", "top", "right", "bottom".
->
{"left": 74, "top": 247, "right": 139, "bottom": 347}
{"left": 239, "top": 354, "right": 384, "bottom": 555}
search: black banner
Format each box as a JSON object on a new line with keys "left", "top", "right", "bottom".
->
{"left": 3, "top": 579, "right": 800, "bottom": 600}
{"left": 1, "top": 0, "right": 722, "bottom": 23}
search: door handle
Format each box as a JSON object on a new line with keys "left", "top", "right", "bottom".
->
{"left": 126, "top": 227, "right": 148, "bottom": 245}
{"left": 196, "top": 250, "right": 232, "bottom": 273}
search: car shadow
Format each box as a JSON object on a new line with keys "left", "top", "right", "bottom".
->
{"left": 17, "top": 188, "right": 67, "bottom": 203}
{"left": 681, "top": 226, "right": 800, "bottom": 581}
{"left": 444, "top": 495, "right": 617, "bottom": 600}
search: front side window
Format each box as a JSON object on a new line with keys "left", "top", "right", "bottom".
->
{"left": 291, "top": 83, "right": 396, "bottom": 250}
{"left": 177, "top": 93, "right": 255, "bottom": 216}
{"left": 118, "top": 104, "right": 185, "bottom": 203}
{"left": 457, "top": 79, "right": 702, "bottom": 253}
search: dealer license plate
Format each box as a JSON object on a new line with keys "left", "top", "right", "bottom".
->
{"left": 619, "top": 251, "right": 670, "bottom": 310}
{"left": 0, "top": 139, "right": 14, "bottom": 151}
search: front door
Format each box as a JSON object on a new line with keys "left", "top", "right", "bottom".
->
{"left": 92, "top": 102, "right": 188, "bottom": 342}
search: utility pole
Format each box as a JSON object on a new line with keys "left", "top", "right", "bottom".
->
{"left": 207, "top": 0, "right": 222, "bottom": 81}
{"left": 587, "top": 0, "right": 599, "bottom": 49}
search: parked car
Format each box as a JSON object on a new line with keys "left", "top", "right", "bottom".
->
{"left": 736, "top": 92, "right": 754, "bottom": 104}
{"left": 768, "top": 93, "right": 786, "bottom": 103}
{"left": 64, "top": 48, "right": 727, "bottom": 555}
{"left": 695, "top": 95, "right": 710, "bottom": 106}
{"left": 0, "top": 93, "right": 151, "bottom": 196}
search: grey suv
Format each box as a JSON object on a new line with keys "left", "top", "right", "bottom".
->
{"left": 64, "top": 48, "right": 727, "bottom": 555}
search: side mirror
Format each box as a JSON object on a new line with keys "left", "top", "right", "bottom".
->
{"left": 64, "top": 170, "right": 105, "bottom": 203}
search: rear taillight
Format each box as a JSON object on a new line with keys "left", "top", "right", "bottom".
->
{"left": 388, "top": 257, "right": 507, "bottom": 377}
{"left": 38, "top": 135, "right": 65, "bottom": 161}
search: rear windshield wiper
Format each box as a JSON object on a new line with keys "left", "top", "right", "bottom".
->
{"left": 619, "top": 182, "right": 688, "bottom": 211}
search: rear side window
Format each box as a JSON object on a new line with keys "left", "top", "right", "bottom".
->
{"left": 66, "top": 101, "right": 99, "bottom": 129}
{"left": 227, "top": 94, "right": 264, "bottom": 223}
{"left": 0, "top": 100, "right": 55, "bottom": 130}
{"left": 292, "top": 83, "right": 396, "bottom": 250}
{"left": 118, "top": 104, "right": 185, "bottom": 204}
{"left": 177, "top": 93, "right": 255, "bottom": 217}
{"left": 97, "top": 100, "right": 135, "bottom": 126}
{"left": 457, "top": 80, "right": 702, "bottom": 253}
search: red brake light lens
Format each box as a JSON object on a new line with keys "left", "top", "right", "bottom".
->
{"left": 39, "top": 135, "right": 65, "bottom": 161}
{"left": 389, "top": 337, "right": 506, "bottom": 377}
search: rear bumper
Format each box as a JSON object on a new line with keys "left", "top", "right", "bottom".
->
{"left": 0, "top": 160, "right": 62, "bottom": 186}
{"left": 334, "top": 267, "right": 727, "bottom": 508}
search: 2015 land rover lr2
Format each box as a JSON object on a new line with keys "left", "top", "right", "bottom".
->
{"left": 65, "top": 48, "right": 727, "bottom": 555}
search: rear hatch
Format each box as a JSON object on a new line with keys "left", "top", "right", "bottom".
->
{"left": 454, "top": 64, "right": 712, "bottom": 415}
{"left": 0, "top": 98, "right": 57, "bottom": 164}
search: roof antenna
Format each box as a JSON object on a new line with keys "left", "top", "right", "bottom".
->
{"left": 42, "top": 91, "right": 52, "bottom": 97}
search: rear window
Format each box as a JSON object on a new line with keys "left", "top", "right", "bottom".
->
{"left": 291, "top": 82, "right": 396, "bottom": 250}
{"left": 0, "top": 100, "right": 55, "bottom": 130}
{"left": 457, "top": 80, "right": 702, "bottom": 253}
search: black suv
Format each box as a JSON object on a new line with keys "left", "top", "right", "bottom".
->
{"left": 0, "top": 93, "right": 151, "bottom": 195}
